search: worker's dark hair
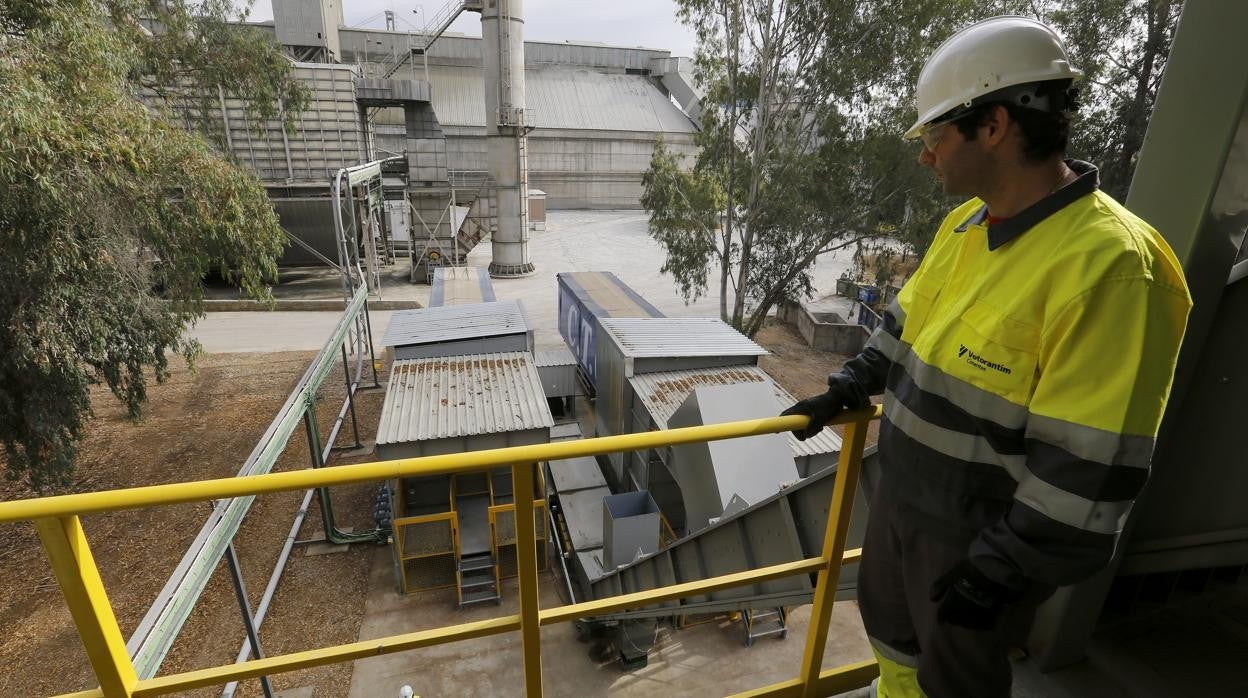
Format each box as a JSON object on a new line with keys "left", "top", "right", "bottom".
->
{"left": 955, "top": 80, "right": 1077, "bottom": 162}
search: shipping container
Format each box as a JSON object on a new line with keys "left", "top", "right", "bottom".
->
{"left": 555, "top": 272, "right": 664, "bottom": 394}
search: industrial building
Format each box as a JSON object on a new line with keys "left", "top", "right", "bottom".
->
{"left": 207, "top": 0, "right": 700, "bottom": 281}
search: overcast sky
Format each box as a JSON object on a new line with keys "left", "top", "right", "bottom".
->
{"left": 244, "top": 0, "right": 699, "bottom": 57}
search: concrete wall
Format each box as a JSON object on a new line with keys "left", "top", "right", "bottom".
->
{"left": 777, "top": 302, "right": 869, "bottom": 355}
{"left": 434, "top": 128, "right": 698, "bottom": 209}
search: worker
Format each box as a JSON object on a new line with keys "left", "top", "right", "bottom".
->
{"left": 782, "top": 16, "right": 1191, "bottom": 698}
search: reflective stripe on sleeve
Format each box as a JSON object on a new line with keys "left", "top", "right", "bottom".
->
{"left": 884, "top": 391, "right": 1028, "bottom": 479}
{"left": 1027, "top": 413, "right": 1155, "bottom": 469}
{"left": 1014, "top": 473, "right": 1133, "bottom": 535}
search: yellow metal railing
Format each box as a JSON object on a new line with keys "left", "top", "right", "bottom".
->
{"left": 0, "top": 408, "right": 881, "bottom": 698}
{"left": 394, "top": 511, "right": 459, "bottom": 593}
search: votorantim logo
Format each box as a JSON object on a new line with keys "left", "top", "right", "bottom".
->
{"left": 959, "top": 343, "right": 1011, "bottom": 375}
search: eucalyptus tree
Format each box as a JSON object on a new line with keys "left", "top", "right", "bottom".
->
{"left": 644, "top": 0, "right": 1183, "bottom": 337}
{"left": 0, "top": 0, "right": 308, "bottom": 490}
{"left": 643, "top": 0, "right": 973, "bottom": 336}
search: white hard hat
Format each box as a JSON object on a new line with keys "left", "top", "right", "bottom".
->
{"left": 905, "top": 16, "right": 1082, "bottom": 139}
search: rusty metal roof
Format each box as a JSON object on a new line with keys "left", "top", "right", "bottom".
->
{"left": 377, "top": 352, "right": 553, "bottom": 444}
{"left": 628, "top": 366, "right": 842, "bottom": 457}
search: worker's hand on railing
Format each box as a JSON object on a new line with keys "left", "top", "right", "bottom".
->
{"left": 780, "top": 373, "right": 870, "bottom": 440}
{"left": 929, "top": 560, "right": 1024, "bottom": 630}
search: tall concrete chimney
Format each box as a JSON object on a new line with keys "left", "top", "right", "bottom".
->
{"left": 481, "top": 0, "right": 535, "bottom": 277}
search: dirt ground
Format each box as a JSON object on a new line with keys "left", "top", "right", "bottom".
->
{"left": 755, "top": 318, "right": 884, "bottom": 447}
{"left": 0, "top": 351, "right": 388, "bottom": 697}
{"left": 0, "top": 317, "right": 865, "bottom": 698}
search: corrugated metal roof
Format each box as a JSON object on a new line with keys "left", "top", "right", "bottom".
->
{"left": 376, "top": 352, "right": 554, "bottom": 445}
{"left": 427, "top": 65, "right": 696, "bottom": 133}
{"left": 628, "top": 366, "right": 842, "bottom": 457}
{"left": 381, "top": 300, "right": 528, "bottom": 347}
{"left": 599, "top": 318, "right": 768, "bottom": 358}
{"left": 535, "top": 346, "right": 577, "bottom": 367}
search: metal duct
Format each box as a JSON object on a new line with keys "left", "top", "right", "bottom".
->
{"left": 482, "top": 0, "right": 535, "bottom": 277}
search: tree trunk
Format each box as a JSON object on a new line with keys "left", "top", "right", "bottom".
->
{"left": 719, "top": 0, "right": 736, "bottom": 323}
{"left": 733, "top": 0, "right": 779, "bottom": 329}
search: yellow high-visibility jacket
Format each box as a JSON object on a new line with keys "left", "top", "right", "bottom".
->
{"left": 847, "top": 160, "right": 1192, "bottom": 590}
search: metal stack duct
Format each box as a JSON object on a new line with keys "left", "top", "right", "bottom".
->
{"left": 667, "top": 382, "right": 800, "bottom": 532}
{"left": 481, "top": 0, "right": 535, "bottom": 277}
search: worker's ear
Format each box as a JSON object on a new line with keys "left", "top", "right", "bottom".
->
{"left": 980, "top": 104, "right": 1011, "bottom": 149}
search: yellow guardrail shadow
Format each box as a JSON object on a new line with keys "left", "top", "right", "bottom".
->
{"left": 0, "top": 407, "right": 882, "bottom": 698}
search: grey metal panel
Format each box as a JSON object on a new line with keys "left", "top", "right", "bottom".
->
{"left": 671, "top": 540, "right": 711, "bottom": 604}
{"left": 561, "top": 486, "right": 612, "bottom": 550}
{"left": 575, "top": 549, "right": 607, "bottom": 584}
{"left": 699, "top": 524, "right": 756, "bottom": 602}
{"left": 375, "top": 352, "right": 553, "bottom": 445}
{"left": 391, "top": 335, "right": 529, "bottom": 360}
{"left": 271, "top": 197, "right": 337, "bottom": 266}
{"left": 549, "top": 422, "right": 582, "bottom": 441}
{"left": 218, "top": 63, "right": 361, "bottom": 183}
{"left": 376, "top": 428, "right": 548, "bottom": 462}
{"left": 599, "top": 318, "right": 768, "bottom": 359}
{"left": 535, "top": 359, "right": 581, "bottom": 399}
{"left": 424, "top": 65, "right": 696, "bottom": 133}
{"left": 381, "top": 300, "right": 529, "bottom": 347}
{"left": 548, "top": 456, "right": 607, "bottom": 493}
{"left": 741, "top": 500, "right": 812, "bottom": 597}
{"left": 587, "top": 450, "right": 875, "bottom": 620}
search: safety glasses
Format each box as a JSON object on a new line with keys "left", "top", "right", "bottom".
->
{"left": 918, "top": 111, "right": 975, "bottom": 151}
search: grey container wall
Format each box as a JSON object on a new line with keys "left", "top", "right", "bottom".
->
{"left": 603, "top": 491, "right": 661, "bottom": 570}
{"left": 377, "top": 427, "right": 550, "bottom": 462}
{"left": 593, "top": 321, "right": 763, "bottom": 487}
{"left": 556, "top": 272, "right": 664, "bottom": 396}
{"left": 534, "top": 349, "right": 582, "bottom": 400}
{"left": 391, "top": 334, "right": 531, "bottom": 361}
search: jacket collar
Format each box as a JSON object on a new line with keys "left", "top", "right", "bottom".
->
{"left": 954, "top": 159, "right": 1100, "bottom": 250}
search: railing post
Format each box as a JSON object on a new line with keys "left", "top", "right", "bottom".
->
{"left": 511, "top": 462, "right": 544, "bottom": 696}
{"left": 35, "top": 516, "right": 137, "bottom": 697}
{"left": 799, "top": 417, "right": 869, "bottom": 697}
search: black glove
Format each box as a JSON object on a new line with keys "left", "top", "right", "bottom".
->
{"left": 780, "top": 373, "right": 869, "bottom": 440}
{"left": 929, "top": 560, "right": 1023, "bottom": 631}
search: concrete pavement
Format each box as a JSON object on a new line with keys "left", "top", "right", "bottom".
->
{"left": 190, "top": 210, "right": 855, "bottom": 354}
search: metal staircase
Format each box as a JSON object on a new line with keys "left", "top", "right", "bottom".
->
{"left": 741, "top": 607, "right": 788, "bottom": 646}
{"left": 457, "top": 552, "right": 501, "bottom": 607}
{"left": 377, "top": 0, "right": 484, "bottom": 80}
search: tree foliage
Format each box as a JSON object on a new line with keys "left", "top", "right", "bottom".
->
{"left": 0, "top": 0, "right": 308, "bottom": 490}
{"left": 644, "top": 0, "right": 1183, "bottom": 337}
